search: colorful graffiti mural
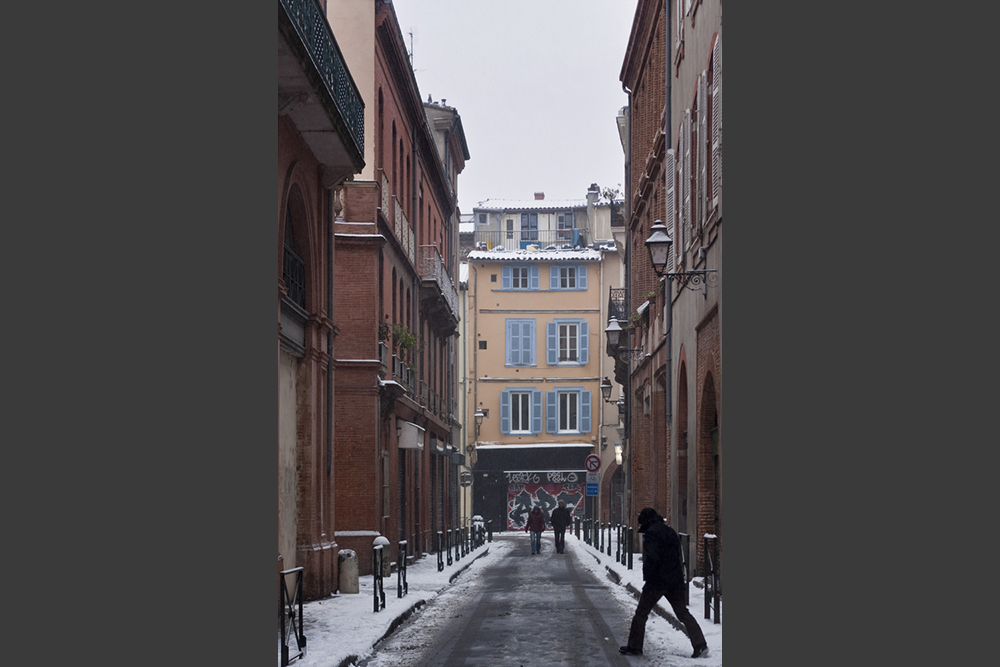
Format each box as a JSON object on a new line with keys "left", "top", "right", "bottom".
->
{"left": 507, "top": 483, "right": 584, "bottom": 530}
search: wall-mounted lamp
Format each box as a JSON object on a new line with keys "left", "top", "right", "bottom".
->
{"left": 604, "top": 320, "right": 646, "bottom": 363}
{"left": 614, "top": 443, "right": 623, "bottom": 466}
{"left": 645, "top": 221, "right": 718, "bottom": 298}
{"left": 468, "top": 408, "right": 487, "bottom": 453}
{"left": 600, "top": 377, "right": 614, "bottom": 403}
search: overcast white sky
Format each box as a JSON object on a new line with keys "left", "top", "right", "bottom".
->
{"left": 391, "top": 0, "right": 637, "bottom": 213}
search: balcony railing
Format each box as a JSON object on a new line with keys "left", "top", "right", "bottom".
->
{"left": 279, "top": 0, "right": 364, "bottom": 158}
{"left": 608, "top": 287, "right": 627, "bottom": 323}
{"left": 393, "top": 196, "right": 415, "bottom": 266}
{"left": 284, "top": 246, "right": 306, "bottom": 308}
{"left": 471, "top": 228, "right": 589, "bottom": 251}
{"left": 418, "top": 245, "right": 458, "bottom": 319}
{"left": 379, "top": 170, "right": 390, "bottom": 220}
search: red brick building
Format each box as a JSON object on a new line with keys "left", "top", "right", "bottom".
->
{"left": 617, "top": 0, "right": 722, "bottom": 577}
{"left": 329, "top": 0, "right": 469, "bottom": 574}
{"left": 278, "top": 0, "right": 365, "bottom": 599}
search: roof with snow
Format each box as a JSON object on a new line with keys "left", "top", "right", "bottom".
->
{"left": 474, "top": 198, "right": 589, "bottom": 211}
{"left": 466, "top": 247, "right": 603, "bottom": 262}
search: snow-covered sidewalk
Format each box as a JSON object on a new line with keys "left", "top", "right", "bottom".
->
{"left": 283, "top": 530, "right": 722, "bottom": 667}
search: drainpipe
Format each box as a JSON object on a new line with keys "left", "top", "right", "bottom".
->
{"left": 621, "top": 80, "right": 633, "bottom": 534}
{"left": 664, "top": 0, "right": 673, "bottom": 428}
{"left": 327, "top": 189, "right": 334, "bottom": 479}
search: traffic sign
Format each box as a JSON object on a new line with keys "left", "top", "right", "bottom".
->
{"left": 584, "top": 454, "right": 601, "bottom": 472}
{"left": 586, "top": 471, "right": 599, "bottom": 484}
{"left": 586, "top": 483, "right": 598, "bottom": 496}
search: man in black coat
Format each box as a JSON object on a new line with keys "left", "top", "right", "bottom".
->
{"left": 619, "top": 507, "right": 708, "bottom": 658}
{"left": 549, "top": 500, "right": 572, "bottom": 553}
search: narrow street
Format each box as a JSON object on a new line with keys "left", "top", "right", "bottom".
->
{"left": 359, "top": 533, "right": 638, "bottom": 666}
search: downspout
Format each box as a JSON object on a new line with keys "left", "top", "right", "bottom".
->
{"left": 327, "top": 189, "right": 334, "bottom": 479}
{"left": 664, "top": 0, "right": 673, "bottom": 428}
{"left": 621, "top": 81, "right": 633, "bottom": 531}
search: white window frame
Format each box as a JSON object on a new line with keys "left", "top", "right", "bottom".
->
{"left": 558, "top": 391, "right": 579, "bottom": 433}
{"left": 509, "top": 391, "right": 532, "bottom": 434}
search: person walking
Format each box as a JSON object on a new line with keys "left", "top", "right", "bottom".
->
{"left": 550, "top": 500, "right": 572, "bottom": 554}
{"left": 525, "top": 506, "right": 545, "bottom": 554}
{"left": 619, "top": 507, "right": 708, "bottom": 659}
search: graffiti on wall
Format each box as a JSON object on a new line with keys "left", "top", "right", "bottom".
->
{"left": 507, "top": 481, "right": 584, "bottom": 530}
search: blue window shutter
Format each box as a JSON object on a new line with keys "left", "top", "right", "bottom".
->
{"left": 527, "top": 320, "right": 536, "bottom": 365}
{"left": 506, "top": 320, "right": 516, "bottom": 365}
{"left": 547, "top": 322, "right": 557, "bottom": 365}
{"left": 580, "top": 390, "right": 591, "bottom": 433}
{"left": 579, "top": 265, "right": 588, "bottom": 289}
{"left": 530, "top": 265, "right": 540, "bottom": 290}
{"left": 579, "top": 321, "right": 589, "bottom": 364}
{"left": 532, "top": 390, "right": 543, "bottom": 434}
{"left": 546, "top": 391, "right": 557, "bottom": 433}
{"left": 502, "top": 265, "right": 511, "bottom": 289}
{"left": 500, "top": 390, "right": 510, "bottom": 434}
{"left": 550, "top": 266, "right": 559, "bottom": 289}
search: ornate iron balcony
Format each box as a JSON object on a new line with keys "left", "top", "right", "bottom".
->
{"left": 279, "top": 0, "right": 364, "bottom": 158}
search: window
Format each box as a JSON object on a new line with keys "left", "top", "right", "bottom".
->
{"left": 512, "top": 266, "right": 528, "bottom": 289}
{"left": 520, "top": 212, "right": 538, "bottom": 241}
{"left": 546, "top": 319, "right": 589, "bottom": 365}
{"left": 505, "top": 319, "right": 536, "bottom": 366}
{"left": 500, "top": 388, "right": 543, "bottom": 435}
{"left": 479, "top": 340, "right": 487, "bottom": 350}
{"left": 546, "top": 388, "right": 592, "bottom": 434}
{"left": 549, "top": 265, "right": 588, "bottom": 290}
{"left": 506, "top": 218, "right": 514, "bottom": 240}
{"left": 491, "top": 274, "right": 497, "bottom": 282}
{"left": 502, "top": 264, "right": 540, "bottom": 290}
{"left": 478, "top": 213, "right": 488, "bottom": 225}
{"left": 557, "top": 211, "right": 574, "bottom": 242}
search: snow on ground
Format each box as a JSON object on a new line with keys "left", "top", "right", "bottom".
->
{"left": 283, "top": 531, "right": 722, "bottom": 667}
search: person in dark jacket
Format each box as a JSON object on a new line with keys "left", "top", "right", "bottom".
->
{"left": 619, "top": 507, "right": 708, "bottom": 659}
{"left": 525, "top": 506, "right": 545, "bottom": 554}
{"left": 549, "top": 500, "right": 572, "bottom": 553}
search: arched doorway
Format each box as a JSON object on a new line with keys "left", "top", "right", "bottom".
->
{"left": 697, "top": 372, "right": 719, "bottom": 578}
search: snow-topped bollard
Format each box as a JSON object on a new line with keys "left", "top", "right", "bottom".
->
{"left": 373, "top": 536, "right": 392, "bottom": 578}
{"left": 338, "top": 549, "right": 358, "bottom": 594}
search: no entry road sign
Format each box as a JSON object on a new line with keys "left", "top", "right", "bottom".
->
{"left": 585, "top": 454, "right": 600, "bottom": 472}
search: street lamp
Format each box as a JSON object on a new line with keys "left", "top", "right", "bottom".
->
{"left": 468, "top": 408, "right": 486, "bottom": 453}
{"left": 600, "top": 377, "right": 613, "bottom": 403}
{"left": 604, "top": 319, "right": 646, "bottom": 363}
{"left": 644, "top": 221, "right": 718, "bottom": 297}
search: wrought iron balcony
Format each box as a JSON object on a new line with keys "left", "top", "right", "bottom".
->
{"left": 418, "top": 245, "right": 459, "bottom": 324}
{"left": 279, "top": 0, "right": 364, "bottom": 162}
{"left": 608, "top": 287, "right": 627, "bottom": 323}
{"left": 393, "top": 195, "right": 415, "bottom": 266}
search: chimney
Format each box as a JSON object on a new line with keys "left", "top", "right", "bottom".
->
{"left": 534, "top": 192, "right": 544, "bottom": 200}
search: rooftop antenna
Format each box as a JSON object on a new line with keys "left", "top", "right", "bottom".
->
{"left": 408, "top": 30, "right": 413, "bottom": 67}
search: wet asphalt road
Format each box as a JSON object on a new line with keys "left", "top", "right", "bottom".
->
{"left": 358, "top": 533, "right": 638, "bottom": 667}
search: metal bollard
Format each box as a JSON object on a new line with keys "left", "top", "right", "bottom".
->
{"left": 446, "top": 529, "right": 453, "bottom": 566}
{"left": 679, "top": 532, "right": 690, "bottom": 605}
{"left": 454, "top": 528, "right": 461, "bottom": 561}
{"left": 487, "top": 519, "right": 493, "bottom": 543}
{"left": 704, "top": 534, "right": 720, "bottom": 623}
{"left": 398, "top": 540, "right": 408, "bottom": 598}
{"left": 627, "top": 526, "right": 634, "bottom": 570}
{"left": 437, "top": 532, "right": 444, "bottom": 572}
{"left": 616, "top": 524, "right": 621, "bottom": 562}
{"left": 372, "top": 545, "right": 386, "bottom": 612}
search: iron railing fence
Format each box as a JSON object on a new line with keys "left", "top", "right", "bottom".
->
{"left": 471, "top": 228, "right": 590, "bottom": 251}
{"left": 279, "top": 567, "right": 306, "bottom": 666}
